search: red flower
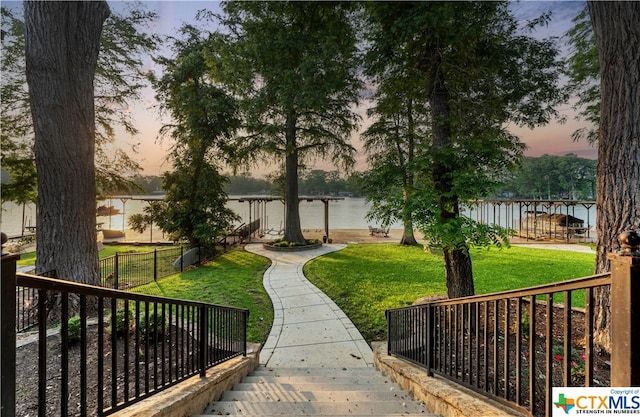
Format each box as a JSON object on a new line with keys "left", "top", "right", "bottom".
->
{"left": 555, "top": 354, "right": 563, "bottom": 361}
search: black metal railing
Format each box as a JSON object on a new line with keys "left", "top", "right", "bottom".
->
{"left": 386, "top": 273, "right": 612, "bottom": 417}
{"left": 6, "top": 271, "right": 248, "bottom": 417}
{"left": 15, "top": 269, "right": 57, "bottom": 333}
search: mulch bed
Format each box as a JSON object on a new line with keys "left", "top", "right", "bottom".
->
{"left": 15, "top": 323, "right": 196, "bottom": 417}
{"left": 427, "top": 299, "right": 611, "bottom": 416}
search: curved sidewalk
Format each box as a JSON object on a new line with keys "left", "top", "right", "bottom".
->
{"left": 245, "top": 243, "right": 373, "bottom": 368}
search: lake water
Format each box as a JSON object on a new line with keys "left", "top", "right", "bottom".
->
{"left": 1, "top": 196, "right": 598, "bottom": 239}
{"left": 0, "top": 196, "right": 386, "bottom": 237}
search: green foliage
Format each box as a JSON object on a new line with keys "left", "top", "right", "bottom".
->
{"left": 498, "top": 154, "right": 596, "bottom": 200}
{"left": 0, "top": 4, "right": 158, "bottom": 203}
{"left": 419, "top": 216, "right": 512, "bottom": 252}
{"left": 110, "top": 309, "right": 134, "bottom": 337}
{"left": 270, "top": 239, "right": 320, "bottom": 247}
{"left": 552, "top": 340, "right": 586, "bottom": 375}
{"left": 65, "top": 316, "right": 82, "bottom": 344}
{"left": 138, "top": 309, "right": 167, "bottom": 340}
{"left": 212, "top": 2, "right": 362, "bottom": 243}
{"left": 304, "top": 243, "right": 595, "bottom": 343}
{"left": 148, "top": 25, "right": 241, "bottom": 245}
{"left": 565, "top": 6, "right": 600, "bottom": 144}
{"left": 362, "top": 2, "right": 566, "bottom": 292}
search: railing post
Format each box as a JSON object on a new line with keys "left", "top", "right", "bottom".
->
{"left": 180, "top": 246, "right": 184, "bottom": 272}
{"left": 244, "top": 309, "right": 250, "bottom": 356}
{"left": 1, "top": 233, "right": 20, "bottom": 417}
{"left": 153, "top": 249, "right": 158, "bottom": 282}
{"left": 609, "top": 230, "right": 640, "bottom": 386}
{"left": 199, "top": 304, "right": 207, "bottom": 377}
{"left": 114, "top": 253, "right": 119, "bottom": 289}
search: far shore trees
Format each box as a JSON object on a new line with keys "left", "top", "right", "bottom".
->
{"left": 25, "top": 1, "right": 110, "bottom": 283}
{"left": 210, "top": 2, "right": 362, "bottom": 244}
{"left": 364, "top": 2, "right": 566, "bottom": 298}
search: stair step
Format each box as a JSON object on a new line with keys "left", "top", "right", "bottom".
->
{"left": 220, "top": 389, "right": 415, "bottom": 402}
{"left": 199, "top": 367, "right": 436, "bottom": 416}
{"left": 241, "top": 374, "right": 393, "bottom": 385}
{"left": 204, "top": 400, "right": 429, "bottom": 415}
{"left": 232, "top": 382, "right": 402, "bottom": 392}
{"left": 196, "top": 415, "right": 430, "bottom": 417}
{"left": 250, "top": 367, "right": 380, "bottom": 377}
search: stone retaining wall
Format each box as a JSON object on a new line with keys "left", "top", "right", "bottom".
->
{"left": 111, "top": 344, "right": 260, "bottom": 417}
{"left": 372, "top": 342, "right": 525, "bottom": 417}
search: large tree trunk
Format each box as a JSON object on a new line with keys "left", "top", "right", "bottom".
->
{"left": 588, "top": 1, "right": 640, "bottom": 353}
{"left": 283, "top": 113, "right": 306, "bottom": 244}
{"left": 25, "top": 2, "right": 110, "bottom": 284}
{"left": 429, "top": 56, "right": 475, "bottom": 298}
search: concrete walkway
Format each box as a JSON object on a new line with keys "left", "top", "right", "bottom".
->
{"left": 244, "top": 243, "right": 373, "bottom": 368}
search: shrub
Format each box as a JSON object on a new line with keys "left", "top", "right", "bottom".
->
{"left": 138, "top": 310, "right": 167, "bottom": 340}
{"left": 65, "top": 316, "right": 82, "bottom": 344}
{"left": 109, "top": 309, "right": 134, "bottom": 337}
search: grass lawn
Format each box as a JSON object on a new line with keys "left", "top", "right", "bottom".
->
{"left": 303, "top": 243, "right": 596, "bottom": 344}
{"left": 132, "top": 247, "right": 272, "bottom": 344}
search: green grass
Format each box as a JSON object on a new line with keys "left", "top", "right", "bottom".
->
{"left": 132, "top": 247, "right": 272, "bottom": 344}
{"left": 303, "top": 243, "right": 596, "bottom": 343}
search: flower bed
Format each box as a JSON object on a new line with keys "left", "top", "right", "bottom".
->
{"left": 263, "top": 239, "right": 322, "bottom": 252}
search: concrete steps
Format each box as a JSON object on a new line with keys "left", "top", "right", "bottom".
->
{"left": 197, "top": 366, "right": 435, "bottom": 416}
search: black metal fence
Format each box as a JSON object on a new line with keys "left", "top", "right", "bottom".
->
{"left": 99, "top": 245, "right": 195, "bottom": 290}
{"left": 15, "top": 246, "right": 198, "bottom": 333}
{"left": 3, "top": 263, "right": 249, "bottom": 417}
{"left": 387, "top": 273, "right": 612, "bottom": 417}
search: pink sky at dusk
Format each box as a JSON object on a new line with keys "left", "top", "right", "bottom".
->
{"left": 112, "top": 1, "right": 597, "bottom": 177}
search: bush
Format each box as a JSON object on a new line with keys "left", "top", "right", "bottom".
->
{"left": 109, "top": 309, "right": 134, "bottom": 337}
{"left": 138, "top": 310, "right": 167, "bottom": 340}
{"left": 65, "top": 316, "right": 82, "bottom": 344}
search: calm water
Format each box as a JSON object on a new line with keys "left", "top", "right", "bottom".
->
{"left": 0, "top": 196, "right": 386, "bottom": 237}
{"left": 1, "top": 196, "right": 597, "bottom": 238}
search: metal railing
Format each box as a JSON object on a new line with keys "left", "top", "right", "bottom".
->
{"left": 386, "top": 273, "right": 612, "bottom": 417}
{"left": 3, "top": 266, "right": 249, "bottom": 417}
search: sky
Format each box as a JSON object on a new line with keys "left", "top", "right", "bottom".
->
{"left": 8, "top": 1, "right": 598, "bottom": 177}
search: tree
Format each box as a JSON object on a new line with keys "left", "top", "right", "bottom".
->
{"left": 500, "top": 155, "right": 596, "bottom": 200}
{"left": 365, "top": 2, "right": 566, "bottom": 297}
{"left": 212, "top": 2, "right": 362, "bottom": 244}
{"left": 566, "top": 6, "right": 600, "bottom": 144}
{"left": 136, "top": 24, "right": 240, "bottom": 246}
{"left": 360, "top": 58, "right": 431, "bottom": 245}
{"left": 587, "top": 1, "right": 640, "bottom": 352}
{"left": 1, "top": 4, "right": 158, "bottom": 202}
{"left": 25, "top": 1, "right": 110, "bottom": 282}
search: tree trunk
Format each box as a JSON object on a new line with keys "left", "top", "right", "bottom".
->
{"left": 428, "top": 55, "right": 475, "bottom": 298}
{"left": 588, "top": 1, "right": 640, "bottom": 353}
{"left": 283, "top": 113, "right": 306, "bottom": 244}
{"left": 400, "top": 187, "right": 418, "bottom": 245}
{"left": 400, "top": 98, "right": 418, "bottom": 246}
{"left": 25, "top": 2, "right": 110, "bottom": 284}
{"left": 443, "top": 248, "right": 475, "bottom": 297}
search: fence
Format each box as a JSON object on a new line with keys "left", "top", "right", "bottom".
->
{"left": 99, "top": 245, "right": 195, "bottom": 290}
{"left": 2, "top": 256, "right": 249, "bottom": 417}
{"left": 387, "top": 248, "right": 640, "bottom": 417}
{"left": 14, "top": 246, "right": 195, "bottom": 333}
